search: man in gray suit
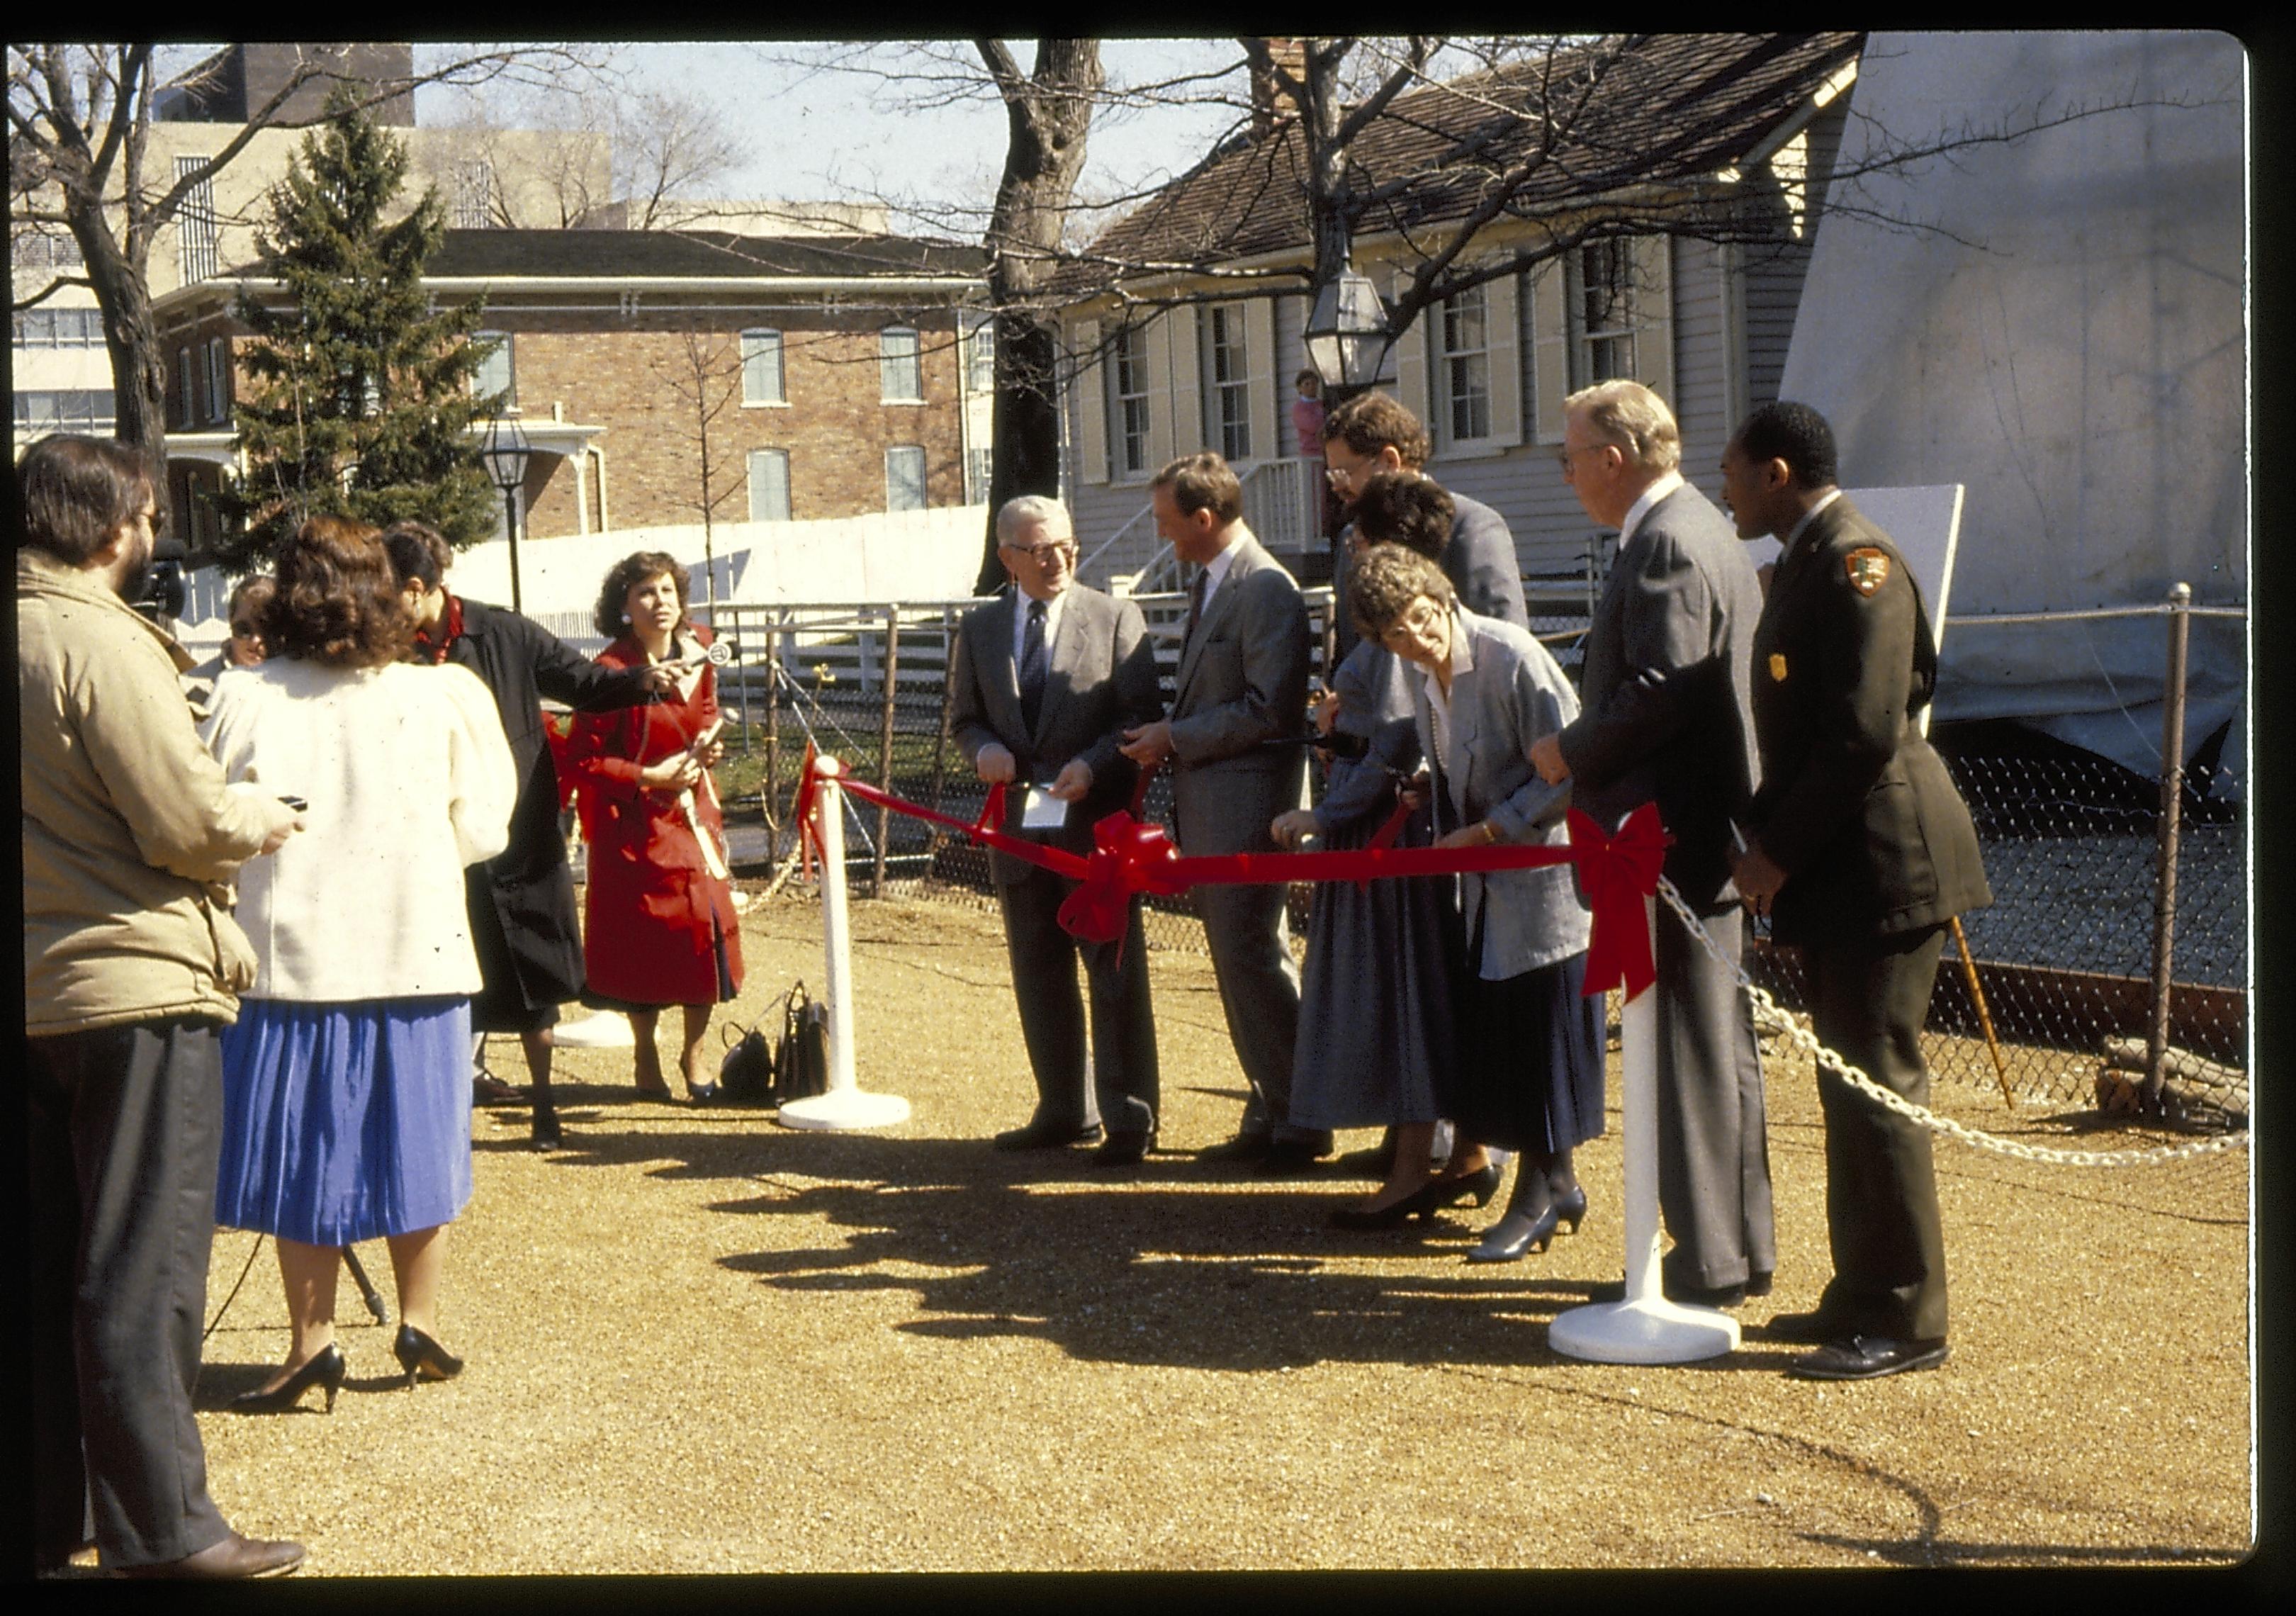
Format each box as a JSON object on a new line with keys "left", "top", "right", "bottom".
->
{"left": 1323, "top": 389, "right": 1530, "bottom": 656}
{"left": 1118, "top": 453, "right": 1322, "bottom": 1173}
{"left": 1530, "top": 379, "right": 1777, "bottom": 1306}
{"left": 950, "top": 496, "right": 1165, "bottom": 1166}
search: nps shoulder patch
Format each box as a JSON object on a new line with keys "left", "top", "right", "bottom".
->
{"left": 1845, "top": 547, "right": 1892, "bottom": 596}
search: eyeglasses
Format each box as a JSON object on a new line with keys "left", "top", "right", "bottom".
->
{"left": 1555, "top": 443, "right": 1612, "bottom": 473}
{"left": 1003, "top": 541, "right": 1076, "bottom": 563}
{"left": 1376, "top": 598, "right": 1446, "bottom": 645}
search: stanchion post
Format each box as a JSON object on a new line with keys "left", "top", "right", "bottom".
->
{"left": 875, "top": 604, "right": 899, "bottom": 897}
{"left": 2144, "top": 583, "right": 2192, "bottom": 1107}
{"left": 776, "top": 756, "right": 911, "bottom": 1131}
{"left": 1549, "top": 896, "right": 1738, "bottom": 1364}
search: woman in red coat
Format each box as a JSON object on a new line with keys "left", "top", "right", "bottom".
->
{"left": 567, "top": 551, "right": 745, "bottom": 1101}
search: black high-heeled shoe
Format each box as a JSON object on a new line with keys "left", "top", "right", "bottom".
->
{"left": 230, "top": 1343, "right": 347, "bottom": 1414}
{"left": 1353, "top": 1160, "right": 1506, "bottom": 1225}
{"left": 1551, "top": 1183, "right": 1589, "bottom": 1237}
{"left": 392, "top": 1324, "right": 464, "bottom": 1388}
{"left": 1468, "top": 1199, "right": 1564, "bottom": 1262}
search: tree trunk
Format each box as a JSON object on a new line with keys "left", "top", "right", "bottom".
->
{"left": 973, "top": 38, "right": 1103, "bottom": 596}
{"left": 75, "top": 212, "right": 170, "bottom": 503}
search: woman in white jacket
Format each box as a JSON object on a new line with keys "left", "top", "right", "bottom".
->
{"left": 203, "top": 517, "right": 517, "bottom": 1412}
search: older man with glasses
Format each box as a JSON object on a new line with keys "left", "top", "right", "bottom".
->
{"left": 949, "top": 495, "right": 1166, "bottom": 1165}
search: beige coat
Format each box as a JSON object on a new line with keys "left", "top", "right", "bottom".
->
{"left": 18, "top": 550, "right": 271, "bottom": 1035}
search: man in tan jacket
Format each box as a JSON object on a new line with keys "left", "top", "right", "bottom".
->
{"left": 19, "top": 436, "right": 305, "bottom": 1578}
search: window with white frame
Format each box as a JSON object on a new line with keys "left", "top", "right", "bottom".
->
{"left": 1572, "top": 239, "right": 1639, "bottom": 386}
{"left": 12, "top": 308, "right": 105, "bottom": 347}
{"left": 1205, "top": 302, "right": 1253, "bottom": 462}
{"left": 206, "top": 337, "right": 229, "bottom": 422}
{"left": 885, "top": 444, "right": 927, "bottom": 512}
{"left": 175, "top": 156, "right": 218, "bottom": 284}
{"left": 748, "top": 449, "right": 792, "bottom": 521}
{"left": 473, "top": 330, "right": 514, "bottom": 408}
{"left": 13, "top": 390, "right": 116, "bottom": 435}
{"left": 879, "top": 326, "right": 923, "bottom": 402}
{"left": 1436, "top": 282, "right": 1493, "bottom": 444}
{"left": 1109, "top": 323, "right": 1151, "bottom": 478}
{"left": 964, "top": 444, "right": 993, "bottom": 505}
{"left": 741, "top": 329, "right": 785, "bottom": 405}
{"left": 454, "top": 159, "right": 494, "bottom": 230}
{"left": 963, "top": 315, "right": 995, "bottom": 395}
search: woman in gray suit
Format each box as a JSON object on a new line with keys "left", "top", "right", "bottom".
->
{"left": 1348, "top": 543, "right": 1606, "bottom": 1261}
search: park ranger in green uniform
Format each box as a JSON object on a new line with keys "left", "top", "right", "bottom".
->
{"left": 1720, "top": 401, "right": 1992, "bottom": 1382}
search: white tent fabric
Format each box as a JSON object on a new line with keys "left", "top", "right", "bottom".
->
{"left": 1779, "top": 30, "right": 2246, "bottom": 785}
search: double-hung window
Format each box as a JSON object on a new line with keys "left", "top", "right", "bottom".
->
{"left": 1436, "top": 283, "right": 1493, "bottom": 444}
{"left": 885, "top": 444, "right": 927, "bottom": 512}
{"left": 748, "top": 449, "right": 792, "bottom": 521}
{"left": 741, "top": 329, "right": 785, "bottom": 405}
{"left": 1109, "top": 324, "right": 1151, "bottom": 478}
{"left": 1205, "top": 303, "right": 1252, "bottom": 461}
{"left": 879, "top": 326, "right": 923, "bottom": 403}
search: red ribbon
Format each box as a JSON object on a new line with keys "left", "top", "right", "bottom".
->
{"left": 797, "top": 756, "right": 1671, "bottom": 1001}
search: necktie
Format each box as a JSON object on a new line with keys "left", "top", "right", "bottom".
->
{"left": 1019, "top": 597, "right": 1048, "bottom": 736}
{"left": 1184, "top": 567, "right": 1208, "bottom": 651}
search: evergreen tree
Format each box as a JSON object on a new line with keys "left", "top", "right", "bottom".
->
{"left": 217, "top": 87, "right": 502, "bottom": 572}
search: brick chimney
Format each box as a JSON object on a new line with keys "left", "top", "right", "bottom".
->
{"left": 1249, "top": 38, "right": 1307, "bottom": 139}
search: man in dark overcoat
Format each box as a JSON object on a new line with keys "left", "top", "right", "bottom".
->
{"left": 1531, "top": 378, "right": 1775, "bottom": 1298}
{"left": 1721, "top": 402, "right": 1993, "bottom": 1381}
{"left": 385, "top": 523, "right": 671, "bottom": 1147}
{"left": 950, "top": 495, "right": 1165, "bottom": 1165}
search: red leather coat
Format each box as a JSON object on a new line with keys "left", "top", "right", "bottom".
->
{"left": 567, "top": 629, "right": 744, "bottom": 1006}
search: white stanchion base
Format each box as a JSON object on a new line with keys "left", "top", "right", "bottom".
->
{"left": 776, "top": 1089, "right": 911, "bottom": 1131}
{"left": 548, "top": 1013, "right": 633, "bottom": 1050}
{"left": 1548, "top": 1297, "right": 1741, "bottom": 1364}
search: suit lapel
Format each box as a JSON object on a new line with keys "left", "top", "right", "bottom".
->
{"left": 983, "top": 594, "right": 1028, "bottom": 744}
{"left": 1174, "top": 537, "right": 1254, "bottom": 705}
{"left": 1032, "top": 588, "right": 1091, "bottom": 748}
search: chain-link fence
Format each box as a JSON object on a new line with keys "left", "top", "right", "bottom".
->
{"left": 694, "top": 593, "right": 2247, "bottom": 1116}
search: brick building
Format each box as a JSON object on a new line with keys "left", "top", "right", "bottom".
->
{"left": 151, "top": 228, "right": 990, "bottom": 559}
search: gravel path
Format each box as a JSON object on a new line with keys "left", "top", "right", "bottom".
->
{"left": 182, "top": 894, "right": 2251, "bottom": 1574}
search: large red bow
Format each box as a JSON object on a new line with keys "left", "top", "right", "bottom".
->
{"left": 1056, "top": 812, "right": 1188, "bottom": 945}
{"left": 1569, "top": 802, "right": 1669, "bottom": 999}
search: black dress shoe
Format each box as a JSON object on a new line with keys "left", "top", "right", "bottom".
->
{"left": 391, "top": 1323, "right": 464, "bottom": 1388}
{"left": 1763, "top": 1306, "right": 1843, "bottom": 1344}
{"left": 1786, "top": 1335, "right": 1949, "bottom": 1381}
{"left": 114, "top": 1532, "right": 305, "bottom": 1579}
{"left": 1198, "top": 1133, "right": 1275, "bottom": 1163}
{"left": 992, "top": 1118, "right": 1105, "bottom": 1151}
{"left": 1256, "top": 1139, "right": 1329, "bottom": 1177}
{"left": 1093, "top": 1130, "right": 1153, "bottom": 1167}
{"left": 229, "top": 1343, "right": 347, "bottom": 1415}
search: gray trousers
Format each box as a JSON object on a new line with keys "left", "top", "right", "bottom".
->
{"left": 1653, "top": 900, "right": 1777, "bottom": 1289}
{"left": 996, "top": 868, "right": 1159, "bottom": 1138}
{"left": 1195, "top": 882, "right": 1322, "bottom": 1145}
{"left": 28, "top": 1017, "right": 235, "bottom": 1572}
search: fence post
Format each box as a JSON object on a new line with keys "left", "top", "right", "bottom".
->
{"left": 762, "top": 608, "right": 782, "bottom": 836}
{"left": 929, "top": 604, "right": 955, "bottom": 819}
{"left": 2144, "top": 582, "right": 2193, "bottom": 1107}
{"left": 874, "top": 604, "right": 901, "bottom": 898}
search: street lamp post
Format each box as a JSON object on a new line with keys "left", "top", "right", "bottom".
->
{"left": 1302, "top": 265, "right": 1395, "bottom": 582}
{"left": 480, "top": 412, "right": 534, "bottom": 615}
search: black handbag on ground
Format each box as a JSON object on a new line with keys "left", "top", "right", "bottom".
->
{"left": 717, "top": 1016, "right": 777, "bottom": 1107}
{"left": 774, "top": 982, "right": 830, "bottom": 1105}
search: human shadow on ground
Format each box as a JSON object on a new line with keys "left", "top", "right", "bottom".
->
{"left": 475, "top": 1113, "right": 1812, "bottom": 1376}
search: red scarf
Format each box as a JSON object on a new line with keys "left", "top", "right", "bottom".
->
{"left": 412, "top": 593, "right": 466, "bottom": 665}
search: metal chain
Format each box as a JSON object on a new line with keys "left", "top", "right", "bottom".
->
{"left": 1652, "top": 878, "right": 2250, "bottom": 1167}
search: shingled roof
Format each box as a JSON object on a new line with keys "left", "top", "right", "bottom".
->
{"left": 1067, "top": 33, "right": 1861, "bottom": 291}
{"left": 215, "top": 228, "right": 986, "bottom": 284}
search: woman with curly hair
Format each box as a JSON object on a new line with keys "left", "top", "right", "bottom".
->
{"left": 565, "top": 551, "right": 745, "bottom": 1101}
{"left": 203, "top": 517, "right": 517, "bottom": 1410}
